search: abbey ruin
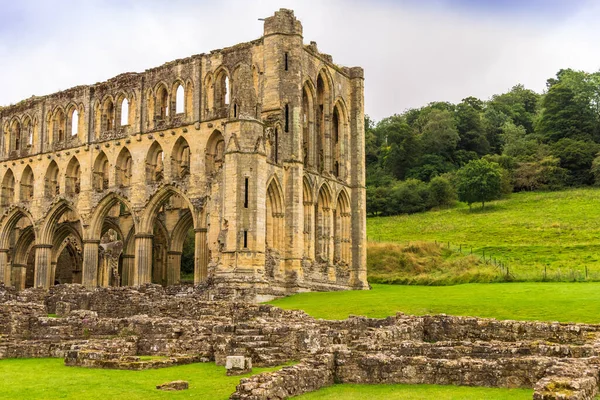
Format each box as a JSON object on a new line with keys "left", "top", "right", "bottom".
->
{"left": 0, "top": 9, "right": 367, "bottom": 299}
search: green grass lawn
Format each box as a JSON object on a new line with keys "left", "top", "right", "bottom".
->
{"left": 295, "top": 384, "right": 532, "bottom": 399}
{"left": 367, "top": 188, "right": 600, "bottom": 281}
{"left": 269, "top": 283, "right": 600, "bottom": 323}
{"left": 0, "top": 358, "right": 280, "bottom": 400}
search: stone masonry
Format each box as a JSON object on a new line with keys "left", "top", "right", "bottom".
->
{"left": 0, "top": 9, "right": 367, "bottom": 301}
{"left": 1, "top": 284, "right": 600, "bottom": 399}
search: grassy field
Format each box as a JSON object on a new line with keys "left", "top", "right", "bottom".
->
{"left": 295, "top": 384, "right": 532, "bottom": 399}
{"left": 367, "top": 188, "right": 600, "bottom": 281}
{"left": 0, "top": 358, "right": 283, "bottom": 400}
{"left": 269, "top": 283, "right": 600, "bottom": 323}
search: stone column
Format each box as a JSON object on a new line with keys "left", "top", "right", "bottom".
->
{"left": 50, "top": 262, "right": 57, "bottom": 286}
{"left": 82, "top": 240, "right": 100, "bottom": 289}
{"left": 0, "top": 249, "right": 9, "bottom": 285}
{"left": 121, "top": 255, "right": 134, "bottom": 286}
{"left": 167, "top": 251, "right": 182, "bottom": 285}
{"left": 34, "top": 244, "right": 52, "bottom": 288}
{"left": 134, "top": 234, "right": 153, "bottom": 286}
{"left": 12, "top": 264, "right": 26, "bottom": 290}
{"left": 194, "top": 228, "right": 208, "bottom": 284}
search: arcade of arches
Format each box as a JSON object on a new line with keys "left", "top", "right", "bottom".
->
{"left": 0, "top": 9, "right": 367, "bottom": 298}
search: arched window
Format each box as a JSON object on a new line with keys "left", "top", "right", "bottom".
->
{"left": 102, "top": 99, "right": 115, "bottom": 132}
{"left": 116, "top": 147, "right": 133, "bottom": 187}
{"left": 175, "top": 85, "right": 184, "bottom": 114}
{"left": 302, "top": 85, "right": 314, "bottom": 168}
{"left": 66, "top": 157, "right": 81, "bottom": 195}
{"left": 120, "top": 98, "right": 129, "bottom": 126}
{"left": 266, "top": 179, "right": 284, "bottom": 253}
{"left": 23, "top": 118, "right": 33, "bottom": 148}
{"left": 332, "top": 107, "right": 340, "bottom": 177}
{"left": 71, "top": 109, "right": 79, "bottom": 136}
{"left": 316, "top": 185, "right": 333, "bottom": 262}
{"left": 172, "top": 136, "right": 191, "bottom": 179}
{"left": 20, "top": 166, "right": 34, "bottom": 201}
{"left": 44, "top": 161, "right": 60, "bottom": 198}
{"left": 205, "top": 130, "right": 225, "bottom": 175}
{"left": 335, "top": 191, "right": 351, "bottom": 265}
{"left": 93, "top": 152, "right": 109, "bottom": 192}
{"left": 145, "top": 142, "right": 164, "bottom": 183}
{"left": 316, "top": 72, "right": 329, "bottom": 173}
{"left": 155, "top": 85, "right": 169, "bottom": 120}
{"left": 303, "top": 177, "right": 313, "bottom": 258}
{"left": 1, "top": 170, "right": 15, "bottom": 206}
{"left": 215, "top": 71, "right": 229, "bottom": 111}
{"left": 11, "top": 120, "right": 21, "bottom": 151}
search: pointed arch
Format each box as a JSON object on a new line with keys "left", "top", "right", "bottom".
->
{"left": 175, "top": 82, "right": 185, "bottom": 114}
{"left": 145, "top": 141, "right": 164, "bottom": 184}
{"left": 139, "top": 185, "right": 197, "bottom": 233}
{"left": 38, "top": 199, "right": 83, "bottom": 245}
{"left": 205, "top": 130, "right": 225, "bottom": 175}
{"left": 65, "top": 156, "right": 81, "bottom": 196}
{"left": 87, "top": 192, "right": 136, "bottom": 240}
{"left": 101, "top": 96, "right": 115, "bottom": 132}
{"left": 120, "top": 97, "right": 129, "bottom": 127}
{"left": 171, "top": 136, "right": 191, "bottom": 179}
{"left": 93, "top": 151, "right": 109, "bottom": 192}
{"left": 116, "top": 147, "right": 133, "bottom": 187}
{"left": 1, "top": 169, "right": 15, "bottom": 206}
{"left": 266, "top": 176, "right": 285, "bottom": 253}
{"left": 154, "top": 82, "right": 169, "bottom": 121}
{"left": 214, "top": 68, "right": 230, "bottom": 111}
{"left": 335, "top": 189, "right": 352, "bottom": 265}
{"left": 303, "top": 175, "right": 314, "bottom": 258}
{"left": 44, "top": 161, "right": 60, "bottom": 198}
{"left": 10, "top": 119, "right": 22, "bottom": 151}
{"left": 0, "top": 206, "right": 35, "bottom": 249}
{"left": 316, "top": 69, "right": 332, "bottom": 173}
{"left": 20, "top": 166, "right": 34, "bottom": 201}
{"left": 22, "top": 116, "right": 33, "bottom": 149}
{"left": 316, "top": 182, "right": 333, "bottom": 262}
{"left": 302, "top": 81, "right": 316, "bottom": 168}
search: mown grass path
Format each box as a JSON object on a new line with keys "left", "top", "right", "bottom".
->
{"left": 269, "top": 283, "right": 600, "bottom": 323}
{"left": 367, "top": 188, "right": 600, "bottom": 280}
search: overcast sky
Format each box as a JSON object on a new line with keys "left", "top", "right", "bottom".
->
{"left": 0, "top": 0, "right": 599, "bottom": 121}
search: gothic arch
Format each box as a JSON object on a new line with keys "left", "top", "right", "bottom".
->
{"left": 87, "top": 192, "right": 136, "bottom": 240}
{"left": 115, "top": 147, "right": 133, "bottom": 187}
{"left": 93, "top": 151, "right": 109, "bottom": 192}
{"left": 303, "top": 175, "right": 314, "bottom": 258}
{"left": 138, "top": 185, "right": 197, "bottom": 233}
{"left": 335, "top": 189, "right": 352, "bottom": 265}
{"left": 44, "top": 160, "right": 60, "bottom": 198}
{"left": 205, "top": 130, "right": 225, "bottom": 175}
{"left": 316, "top": 182, "right": 333, "bottom": 262}
{"left": 302, "top": 81, "right": 316, "bottom": 168}
{"left": 145, "top": 141, "right": 164, "bottom": 183}
{"left": 265, "top": 176, "right": 285, "bottom": 253}
{"left": 65, "top": 156, "right": 81, "bottom": 196}
{"left": 0, "top": 206, "right": 35, "bottom": 249}
{"left": 20, "top": 166, "right": 34, "bottom": 202}
{"left": 1, "top": 169, "right": 15, "bottom": 206}
{"left": 171, "top": 136, "right": 191, "bottom": 179}
{"left": 38, "top": 199, "right": 83, "bottom": 244}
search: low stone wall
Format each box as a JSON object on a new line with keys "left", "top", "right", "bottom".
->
{"left": 231, "top": 354, "right": 335, "bottom": 400}
{"left": 3, "top": 285, "right": 600, "bottom": 399}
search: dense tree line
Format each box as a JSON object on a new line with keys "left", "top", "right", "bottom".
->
{"left": 366, "top": 69, "right": 600, "bottom": 216}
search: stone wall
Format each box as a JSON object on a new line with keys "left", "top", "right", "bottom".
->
{"left": 3, "top": 285, "right": 600, "bottom": 399}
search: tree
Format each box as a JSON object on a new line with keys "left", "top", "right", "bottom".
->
{"left": 455, "top": 159, "right": 503, "bottom": 209}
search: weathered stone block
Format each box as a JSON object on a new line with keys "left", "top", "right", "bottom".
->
{"left": 226, "top": 355, "right": 252, "bottom": 375}
{"left": 156, "top": 380, "right": 188, "bottom": 391}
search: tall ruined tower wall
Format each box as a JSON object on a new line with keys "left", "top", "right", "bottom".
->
{"left": 0, "top": 9, "right": 367, "bottom": 300}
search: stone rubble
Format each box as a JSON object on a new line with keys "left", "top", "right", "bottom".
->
{"left": 1, "top": 284, "right": 600, "bottom": 399}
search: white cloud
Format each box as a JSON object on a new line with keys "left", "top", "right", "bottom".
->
{"left": 1, "top": 0, "right": 600, "bottom": 121}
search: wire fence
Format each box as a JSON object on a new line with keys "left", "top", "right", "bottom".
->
{"left": 367, "top": 236, "right": 600, "bottom": 283}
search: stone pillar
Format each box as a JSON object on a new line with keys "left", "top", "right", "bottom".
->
{"left": 167, "top": 251, "right": 182, "bottom": 285}
{"left": 12, "top": 264, "right": 26, "bottom": 290}
{"left": 194, "top": 228, "right": 208, "bottom": 284}
{"left": 0, "top": 249, "right": 9, "bottom": 285}
{"left": 82, "top": 240, "right": 100, "bottom": 289}
{"left": 50, "top": 262, "right": 57, "bottom": 286}
{"left": 134, "top": 234, "right": 153, "bottom": 286}
{"left": 34, "top": 244, "right": 52, "bottom": 288}
{"left": 121, "top": 255, "right": 134, "bottom": 286}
